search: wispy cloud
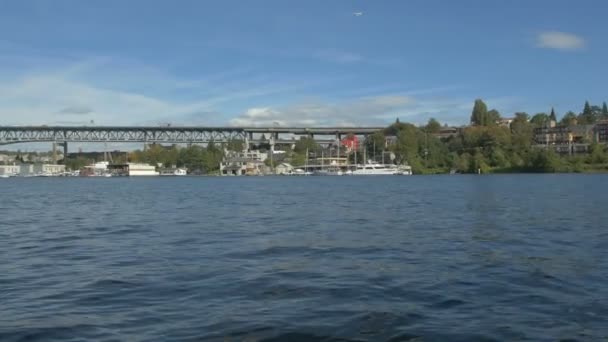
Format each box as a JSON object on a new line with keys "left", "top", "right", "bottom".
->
{"left": 58, "top": 105, "right": 94, "bottom": 115}
{"left": 0, "top": 58, "right": 329, "bottom": 126}
{"left": 536, "top": 31, "right": 585, "bottom": 50}
{"left": 228, "top": 94, "right": 523, "bottom": 128}
{"left": 313, "top": 49, "right": 364, "bottom": 64}
{"left": 229, "top": 94, "right": 416, "bottom": 127}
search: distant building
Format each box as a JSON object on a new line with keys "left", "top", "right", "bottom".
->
{"left": 534, "top": 125, "right": 571, "bottom": 145}
{"left": 570, "top": 125, "right": 596, "bottom": 143}
{"left": 384, "top": 135, "right": 398, "bottom": 147}
{"left": 108, "top": 163, "right": 158, "bottom": 176}
{"left": 220, "top": 150, "right": 268, "bottom": 176}
{"left": 237, "top": 150, "right": 268, "bottom": 162}
{"left": 341, "top": 135, "right": 360, "bottom": 152}
{"left": 595, "top": 121, "right": 608, "bottom": 143}
{"left": 275, "top": 163, "right": 294, "bottom": 175}
{"left": 0, "top": 164, "right": 19, "bottom": 176}
{"left": 33, "top": 164, "right": 66, "bottom": 175}
{"left": 533, "top": 124, "right": 595, "bottom": 145}
{"left": 0, "top": 154, "right": 11, "bottom": 164}
{"left": 432, "top": 127, "right": 460, "bottom": 139}
{"left": 495, "top": 117, "right": 516, "bottom": 128}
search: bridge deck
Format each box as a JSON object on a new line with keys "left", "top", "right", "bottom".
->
{"left": 0, "top": 126, "right": 384, "bottom": 145}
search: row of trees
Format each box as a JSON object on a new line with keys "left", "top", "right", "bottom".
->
{"left": 63, "top": 140, "right": 245, "bottom": 173}
{"left": 63, "top": 99, "right": 608, "bottom": 174}
{"left": 472, "top": 99, "right": 608, "bottom": 128}
{"left": 359, "top": 99, "right": 608, "bottom": 174}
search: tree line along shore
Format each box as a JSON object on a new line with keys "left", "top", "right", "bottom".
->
{"left": 52, "top": 99, "right": 608, "bottom": 174}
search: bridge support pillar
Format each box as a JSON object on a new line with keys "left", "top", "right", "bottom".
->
{"left": 52, "top": 142, "right": 57, "bottom": 164}
{"left": 63, "top": 142, "right": 68, "bottom": 161}
{"left": 244, "top": 132, "right": 253, "bottom": 152}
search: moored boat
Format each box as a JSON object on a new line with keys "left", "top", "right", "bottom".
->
{"left": 351, "top": 161, "right": 412, "bottom": 175}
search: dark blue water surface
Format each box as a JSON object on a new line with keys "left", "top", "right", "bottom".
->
{"left": 1, "top": 175, "right": 607, "bottom": 341}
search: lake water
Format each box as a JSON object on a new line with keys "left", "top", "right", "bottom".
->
{"left": 1, "top": 175, "right": 607, "bottom": 341}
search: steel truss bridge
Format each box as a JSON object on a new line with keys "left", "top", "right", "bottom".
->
{"left": 0, "top": 126, "right": 383, "bottom": 147}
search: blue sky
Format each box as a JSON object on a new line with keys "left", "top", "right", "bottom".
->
{"left": 1, "top": 0, "right": 607, "bottom": 127}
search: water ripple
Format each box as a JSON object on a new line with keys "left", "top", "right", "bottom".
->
{"left": 1, "top": 175, "right": 608, "bottom": 341}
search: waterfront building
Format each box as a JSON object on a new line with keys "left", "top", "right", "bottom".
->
{"left": 533, "top": 123, "right": 601, "bottom": 155}
{"left": 595, "top": 121, "right": 608, "bottom": 143}
{"left": 107, "top": 163, "right": 159, "bottom": 176}
{"left": 533, "top": 124, "right": 595, "bottom": 145}
{"left": 220, "top": 150, "right": 268, "bottom": 176}
{"left": 275, "top": 163, "right": 294, "bottom": 175}
{"left": 341, "top": 135, "right": 360, "bottom": 152}
{"left": 534, "top": 125, "right": 571, "bottom": 145}
{"left": 33, "top": 164, "right": 65, "bottom": 175}
{"left": 0, "top": 164, "right": 20, "bottom": 176}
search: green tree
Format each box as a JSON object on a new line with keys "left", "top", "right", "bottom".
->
{"left": 385, "top": 118, "right": 407, "bottom": 135}
{"left": 454, "top": 152, "right": 471, "bottom": 173}
{"left": 511, "top": 112, "right": 533, "bottom": 150}
{"left": 560, "top": 111, "right": 578, "bottom": 126}
{"left": 579, "top": 101, "right": 597, "bottom": 124}
{"left": 425, "top": 118, "right": 442, "bottom": 133}
{"left": 294, "top": 137, "right": 320, "bottom": 154}
{"left": 583, "top": 101, "right": 592, "bottom": 116}
{"left": 226, "top": 139, "right": 245, "bottom": 152}
{"left": 391, "top": 123, "right": 424, "bottom": 171}
{"left": 64, "top": 157, "right": 91, "bottom": 171}
{"left": 588, "top": 143, "right": 607, "bottom": 164}
{"left": 530, "top": 113, "right": 550, "bottom": 127}
{"left": 470, "top": 99, "right": 489, "bottom": 126}
{"left": 365, "top": 131, "right": 386, "bottom": 159}
{"left": 526, "top": 149, "right": 562, "bottom": 173}
{"left": 549, "top": 108, "right": 557, "bottom": 122}
{"left": 487, "top": 109, "right": 501, "bottom": 124}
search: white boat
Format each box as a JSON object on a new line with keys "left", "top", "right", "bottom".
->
{"left": 174, "top": 168, "right": 187, "bottom": 176}
{"left": 313, "top": 166, "right": 344, "bottom": 176}
{"left": 35, "top": 172, "right": 54, "bottom": 177}
{"left": 127, "top": 163, "right": 159, "bottom": 176}
{"left": 351, "top": 161, "right": 412, "bottom": 175}
{"left": 0, "top": 174, "right": 9, "bottom": 178}
{"left": 290, "top": 168, "right": 313, "bottom": 176}
{"left": 160, "top": 168, "right": 188, "bottom": 176}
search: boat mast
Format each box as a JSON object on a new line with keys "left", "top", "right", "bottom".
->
{"left": 305, "top": 147, "right": 308, "bottom": 172}
{"left": 337, "top": 136, "right": 341, "bottom": 170}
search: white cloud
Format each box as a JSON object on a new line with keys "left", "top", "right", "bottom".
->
{"left": 0, "top": 75, "right": 186, "bottom": 125}
{"left": 0, "top": 55, "right": 477, "bottom": 130}
{"left": 536, "top": 31, "right": 585, "bottom": 50}
{"left": 0, "top": 58, "right": 320, "bottom": 126}
{"left": 229, "top": 95, "right": 416, "bottom": 127}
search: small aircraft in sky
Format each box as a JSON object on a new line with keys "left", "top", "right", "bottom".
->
{"left": 353, "top": 12, "right": 363, "bottom": 17}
